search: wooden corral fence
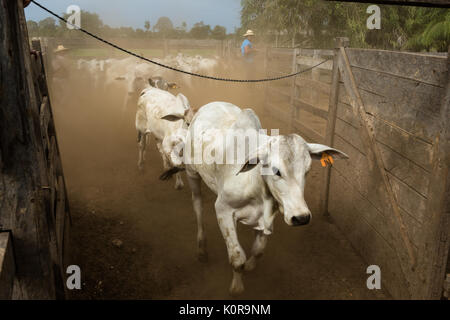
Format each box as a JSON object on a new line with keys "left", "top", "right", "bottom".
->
{"left": 264, "top": 38, "right": 450, "bottom": 299}
{"left": 42, "top": 37, "right": 237, "bottom": 59}
{"left": 0, "top": 0, "right": 71, "bottom": 299}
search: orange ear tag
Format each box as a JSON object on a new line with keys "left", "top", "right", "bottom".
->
{"left": 320, "top": 152, "right": 334, "bottom": 167}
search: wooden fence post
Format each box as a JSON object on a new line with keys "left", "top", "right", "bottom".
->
{"left": 319, "top": 37, "right": 348, "bottom": 216}
{"left": 310, "top": 50, "right": 320, "bottom": 103}
{"left": 0, "top": 232, "right": 15, "bottom": 299}
{"left": 289, "top": 48, "right": 299, "bottom": 132}
{"left": 0, "top": 0, "right": 60, "bottom": 299}
{"left": 263, "top": 46, "right": 270, "bottom": 115}
{"left": 420, "top": 45, "right": 450, "bottom": 299}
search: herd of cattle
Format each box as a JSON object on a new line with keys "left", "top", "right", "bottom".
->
{"left": 75, "top": 53, "right": 221, "bottom": 112}
{"left": 76, "top": 54, "right": 349, "bottom": 295}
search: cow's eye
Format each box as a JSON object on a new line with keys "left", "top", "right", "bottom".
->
{"left": 272, "top": 167, "right": 281, "bottom": 177}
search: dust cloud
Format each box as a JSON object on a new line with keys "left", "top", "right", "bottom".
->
{"left": 47, "top": 49, "right": 388, "bottom": 299}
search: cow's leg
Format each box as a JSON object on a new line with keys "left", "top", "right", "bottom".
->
{"left": 123, "top": 92, "right": 133, "bottom": 113}
{"left": 156, "top": 141, "right": 169, "bottom": 168}
{"left": 244, "top": 230, "right": 268, "bottom": 272}
{"left": 215, "top": 200, "right": 246, "bottom": 295}
{"left": 137, "top": 131, "right": 147, "bottom": 171}
{"left": 187, "top": 171, "right": 207, "bottom": 262}
{"left": 142, "top": 134, "right": 150, "bottom": 161}
{"left": 174, "top": 172, "right": 184, "bottom": 190}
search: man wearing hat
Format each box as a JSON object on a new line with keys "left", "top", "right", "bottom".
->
{"left": 241, "top": 29, "right": 255, "bottom": 63}
{"left": 51, "top": 45, "right": 71, "bottom": 106}
{"left": 52, "top": 44, "right": 70, "bottom": 78}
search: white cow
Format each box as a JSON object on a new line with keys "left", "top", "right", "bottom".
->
{"left": 76, "top": 59, "right": 106, "bottom": 90}
{"left": 161, "top": 102, "right": 348, "bottom": 295}
{"left": 135, "top": 82, "right": 193, "bottom": 189}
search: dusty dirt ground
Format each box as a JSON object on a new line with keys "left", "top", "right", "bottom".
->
{"left": 50, "top": 59, "right": 390, "bottom": 300}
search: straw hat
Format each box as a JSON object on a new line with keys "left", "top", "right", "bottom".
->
{"left": 243, "top": 30, "right": 255, "bottom": 37}
{"left": 54, "top": 45, "right": 69, "bottom": 53}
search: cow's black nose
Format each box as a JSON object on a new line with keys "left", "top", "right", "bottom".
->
{"left": 291, "top": 215, "right": 310, "bottom": 226}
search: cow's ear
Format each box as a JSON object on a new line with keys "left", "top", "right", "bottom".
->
{"left": 236, "top": 157, "right": 261, "bottom": 175}
{"left": 168, "top": 82, "right": 178, "bottom": 89}
{"left": 307, "top": 143, "right": 349, "bottom": 160}
{"left": 177, "top": 93, "right": 190, "bottom": 111}
{"left": 236, "top": 138, "right": 271, "bottom": 175}
{"left": 161, "top": 114, "right": 184, "bottom": 122}
{"left": 148, "top": 78, "right": 157, "bottom": 87}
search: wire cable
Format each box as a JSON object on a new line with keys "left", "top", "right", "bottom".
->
{"left": 30, "top": 0, "right": 331, "bottom": 83}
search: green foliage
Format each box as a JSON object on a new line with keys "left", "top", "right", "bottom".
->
{"left": 211, "top": 25, "right": 227, "bottom": 40}
{"left": 27, "top": 11, "right": 229, "bottom": 41}
{"left": 144, "top": 20, "right": 151, "bottom": 32}
{"left": 240, "top": 0, "right": 449, "bottom": 51}
{"left": 153, "top": 16, "right": 174, "bottom": 37}
{"left": 190, "top": 21, "right": 212, "bottom": 39}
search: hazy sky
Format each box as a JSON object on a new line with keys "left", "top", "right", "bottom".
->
{"left": 25, "top": 0, "right": 242, "bottom": 33}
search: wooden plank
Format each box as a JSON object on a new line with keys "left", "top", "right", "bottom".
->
{"left": 335, "top": 114, "right": 431, "bottom": 198}
{"left": 266, "top": 69, "right": 289, "bottom": 76}
{"left": 337, "top": 81, "right": 441, "bottom": 144}
{"left": 0, "top": 232, "right": 15, "bottom": 300}
{"left": 289, "top": 48, "right": 299, "bottom": 131}
{"left": 267, "top": 85, "right": 291, "bottom": 100}
{"left": 293, "top": 97, "right": 328, "bottom": 120}
{"left": 339, "top": 45, "right": 416, "bottom": 281}
{"left": 346, "top": 48, "right": 447, "bottom": 87}
{"left": 329, "top": 170, "right": 412, "bottom": 299}
{"left": 295, "top": 77, "right": 331, "bottom": 95}
{"left": 298, "top": 48, "right": 334, "bottom": 57}
{"left": 320, "top": 41, "right": 343, "bottom": 215}
{"left": 420, "top": 46, "right": 450, "bottom": 299}
{"left": 292, "top": 119, "right": 324, "bottom": 143}
{"left": 297, "top": 56, "right": 333, "bottom": 71}
{"left": 350, "top": 67, "right": 445, "bottom": 119}
{"left": 331, "top": 162, "right": 423, "bottom": 251}
{"left": 379, "top": 143, "right": 430, "bottom": 198}
{"left": 336, "top": 102, "right": 434, "bottom": 172}
{"left": 55, "top": 176, "right": 66, "bottom": 270}
{"left": 270, "top": 48, "right": 294, "bottom": 56}
{"left": 39, "top": 96, "right": 50, "bottom": 152}
{"left": 358, "top": 86, "right": 440, "bottom": 143}
{"left": 265, "top": 101, "right": 290, "bottom": 124}
{"left": 335, "top": 110, "right": 430, "bottom": 224}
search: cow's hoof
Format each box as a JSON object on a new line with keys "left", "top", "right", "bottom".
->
{"left": 244, "top": 257, "right": 256, "bottom": 272}
{"left": 229, "top": 279, "right": 245, "bottom": 296}
{"left": 138, "top": 165, "right": 145, "bottom": 172}
{"left": 198, "top": 252, "right": 208, "bottom": 263}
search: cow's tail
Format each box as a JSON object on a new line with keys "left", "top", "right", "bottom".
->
{"left": 159, "top": 167, "right": 186, "bottom": 181}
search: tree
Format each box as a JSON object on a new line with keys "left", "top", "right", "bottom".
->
{"left": 27, "top": 20, "right": 39, "bottom": 37}
{"left": 211, "top": 25, "right": 227, "bottom": 40}
{"left": 154, "top": 16, "right": 174, "bottom": 38}
{"left": 144, "top": 20, "right": 151, "bottom": 32}
{"left": 240, "top": 0, "right": 449, "bottom": 51}
{"left": 181, "top": 21, "right": 188, "bottom": 32}
{"left": 190, "top": 21, "right": 211, "bottom": 39}
{"left": 38, "top": 17, "right": 57, "bottom": 36}
{"left": 405, "top": 8, "right": 450, "bottom": 52}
